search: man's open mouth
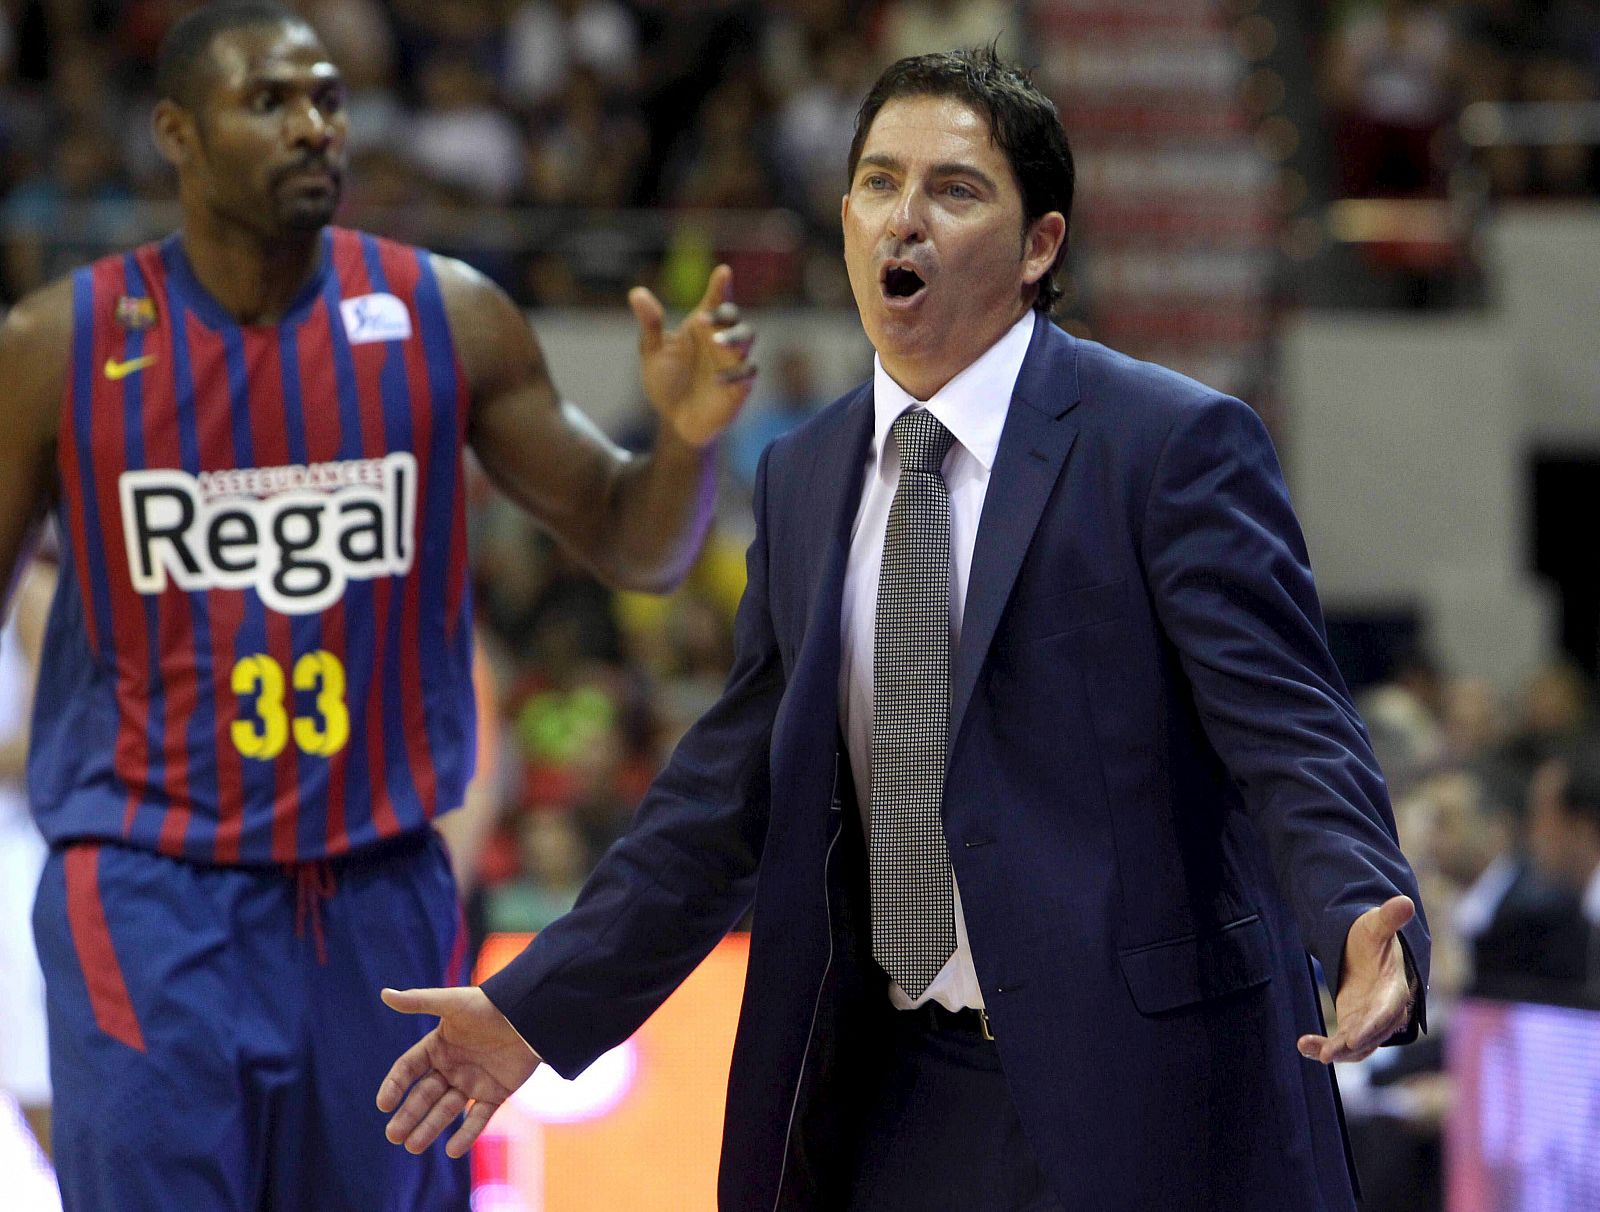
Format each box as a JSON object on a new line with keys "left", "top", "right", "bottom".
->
{"left": 882, "top": 266, "right": 926, "bottom": 299}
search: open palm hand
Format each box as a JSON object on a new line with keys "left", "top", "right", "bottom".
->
{"left": 1297, "top": 895, "right": 1416, "bottom": 1065}
{"left": 377, "top": 985, "right": 541, "bottom": 1158}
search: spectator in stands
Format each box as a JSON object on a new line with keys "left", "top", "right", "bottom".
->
{"left": 1441, "top": 676, "right": 1506, "bottom": 761}
{"left": 1524, "top": 746, "right": 1600, "bottom": 1003}
{"left": 1325, "top": 0, "right": 1459, "bottom": 196}
{"left": 1, "top": 123, "right": 135, "bottom": 298}
{"left": 406, "top": 54, "right": 524, "bottom": 203}
{"left": 503, "top": 0, "right": 640, "bottom": 110}
{"left": 390, "top": 0, "right": 503, "bottom": 68}
{"left": 651, "top": 590, "right": 738, "bottom": 735}
{"left": 1359, "top": 651, "right": 1448, "bottom": 795}
{"left": 758, "top": 0, "right": 857, "bottom": 98}
{"left": 1499, "top": 660, "right": 1593, "bottom": 787}
{"left": 1398, "top": 769, "right": 1502, "bottom": 999}
{"left": 776, "top": 34, "right": 876, "bottom": 230}
{"left": 630, "top": 0, "right": 765, "bottom": 202}
{"left": 661, "top": 68, "right": 780, "bottom": 209}
{"left": 487, "top": 809, "right": 592, "bottom": 932}
{"left": 47, "top": 41, "right": 122, "bottom": 136}
{"left": 1398, "top": 764, "right": 1580, "bottom": 1007}
{"left": 726, "top": 344, "right": 828, "bottom": 486}
{"left": 522, "top": 66, "right": 648, "bottom": 208}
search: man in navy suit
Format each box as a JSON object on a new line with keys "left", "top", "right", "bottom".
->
{"left": 378, "top": 47, "right": 1429, "bottom": 1210}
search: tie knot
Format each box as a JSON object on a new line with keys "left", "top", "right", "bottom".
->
{"left": 891, "top": 410, "right": 956, "bottom": 475}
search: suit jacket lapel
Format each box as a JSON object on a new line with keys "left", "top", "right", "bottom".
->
{"left": 783, "top": 385, "right": 874, "bottom": 749}
{"left": 950, "top": 318, "right": 1082, "bottom": 741}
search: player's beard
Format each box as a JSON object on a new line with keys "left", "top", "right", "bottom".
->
{"left": 279, "top": 191, "right": 339, "bottom": 233}
{"left": 271, "top": 157, "right": 344, "bottom": 234}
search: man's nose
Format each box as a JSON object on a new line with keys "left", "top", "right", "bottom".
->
{"left": 886, "top": 188, "right": 927, "bottom": 243}
{"left": 286, "top": 100, "right": 334, "bottom": 150}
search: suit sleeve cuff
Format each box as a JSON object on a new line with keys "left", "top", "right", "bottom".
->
{"left": 1383, "top": 931, "right": 1427, "bottom": 1046}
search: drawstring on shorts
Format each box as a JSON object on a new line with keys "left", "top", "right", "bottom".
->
{"left": 289, "top": 860, "right": 338, "bottom": 965}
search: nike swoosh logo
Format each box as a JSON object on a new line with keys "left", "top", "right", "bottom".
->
{"left": 104, "top": 355, "right": 157, "bottom": 381}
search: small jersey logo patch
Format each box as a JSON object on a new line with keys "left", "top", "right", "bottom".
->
{"left": 339, "top": 292, "right": 412, "bottom": 345}
{"left": 115, "top": 295, "right": 158, "bottom": 330}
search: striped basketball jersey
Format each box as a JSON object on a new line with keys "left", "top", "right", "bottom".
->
{"left": 30, "top": 227, "right": 476, "bottom": 865}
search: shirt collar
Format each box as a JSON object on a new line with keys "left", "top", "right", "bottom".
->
{"left": 870, "top": 310, "right": 1034, "bottom": 475}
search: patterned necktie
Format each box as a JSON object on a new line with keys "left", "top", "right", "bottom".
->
{"left": 870, "top": 409, "right": 958, "bottom": 998}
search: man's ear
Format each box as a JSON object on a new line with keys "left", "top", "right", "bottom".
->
{"left": 1021, "top": 211, "right": 1067, "bottom": 287}
{"left": 151, "top": 99, "right": 198, "bottom": 171}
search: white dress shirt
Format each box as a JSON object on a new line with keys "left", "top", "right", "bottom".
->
{"left": 838, "top": 311, "right": 1034, "bottom": 1011}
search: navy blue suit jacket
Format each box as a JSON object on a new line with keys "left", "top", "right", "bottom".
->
{"left": 484, "top": 316, "right": 1431, "bottom": 1211}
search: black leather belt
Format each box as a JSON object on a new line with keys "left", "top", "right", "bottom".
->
{"left": 905, "top": 1001, "right": 994, "bottom": 1040}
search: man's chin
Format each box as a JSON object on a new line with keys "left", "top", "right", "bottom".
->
{"left": 281, "top": 204, "right": 336, "bottom": 234}
{"left": 278, "top": 189, "right": 341, "bottom": 235}
{"left": 864, "top": 306, "right": 938, "bottom": 353}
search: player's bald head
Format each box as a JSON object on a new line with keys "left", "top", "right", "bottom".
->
{"left": 155, "top": 1, "right": 316, "bottom": 112}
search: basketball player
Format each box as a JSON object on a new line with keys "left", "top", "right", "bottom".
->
{"left": 0, "top": 3, "right": 756, "bottom": 1208}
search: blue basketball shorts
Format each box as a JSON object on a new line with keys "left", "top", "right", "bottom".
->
{"left": 33, "top": 830, "right": 471, "bottom": 1211}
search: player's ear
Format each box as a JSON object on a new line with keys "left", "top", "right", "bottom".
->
{"left": 151, "top": 99, "right": 198, "bottom": 170}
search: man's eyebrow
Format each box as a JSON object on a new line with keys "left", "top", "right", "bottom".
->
{"left": 855, "top": 153, "right": 998, "bottom": 192}
{"left": 927, "top": 161, "right": 998, "bottom": 191}
{"left": 240, "top": 61, "right": 342, "bottom": 86}
{"left": 856, "top": 153, "right": 904, "bottom": 173}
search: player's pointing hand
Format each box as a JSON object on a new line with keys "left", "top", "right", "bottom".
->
{"left": 377, "top": 986, "right": 541, "bottom": 1158}
{"left": 630, "top": 263, "right": 758, "bottom": 449}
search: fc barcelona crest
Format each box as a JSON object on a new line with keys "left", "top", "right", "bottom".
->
{"left": 115, "top": 295, "right": 157, "bottom": 330}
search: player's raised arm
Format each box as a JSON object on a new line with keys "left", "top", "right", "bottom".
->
{"left": 0, "top": 279, "right": 72, "bottom": 604}
{"left": 436, "top": 256, "right": 756, "bottom": 593}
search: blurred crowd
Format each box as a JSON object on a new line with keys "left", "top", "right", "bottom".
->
{"left": 0, "top": 0, "right": 1024, "bottom": 306}
{"left": 1336, "top": 653, "right": 1600, "bottom": 1210}
{"left": 1321, "top": 0, "right": 1600, "bottom": 198}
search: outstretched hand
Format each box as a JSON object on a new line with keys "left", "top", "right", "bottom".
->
{"left": 630, "top": 264, "right": 757, "bottom": 448}
{"left": 1297, "top": 895, "right": 1416, "bottom": 1065}
{"left": 376, "top": 986, "right": 541, "bottom": 1158}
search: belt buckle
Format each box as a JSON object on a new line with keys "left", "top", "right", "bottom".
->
{"left": 978, "top": 1008, "right": 994, "bottom": 1041}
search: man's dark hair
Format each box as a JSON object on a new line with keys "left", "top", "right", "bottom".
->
{"left": 155, "top": 1, "right": 310, "bottom": 111}
{"left": 847, "top": 45, "right": 1075, "bottom": 314}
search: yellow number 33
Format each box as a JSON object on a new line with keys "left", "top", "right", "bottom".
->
{"left": 230, "top": 650, "right": 351, "bottom": 760}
